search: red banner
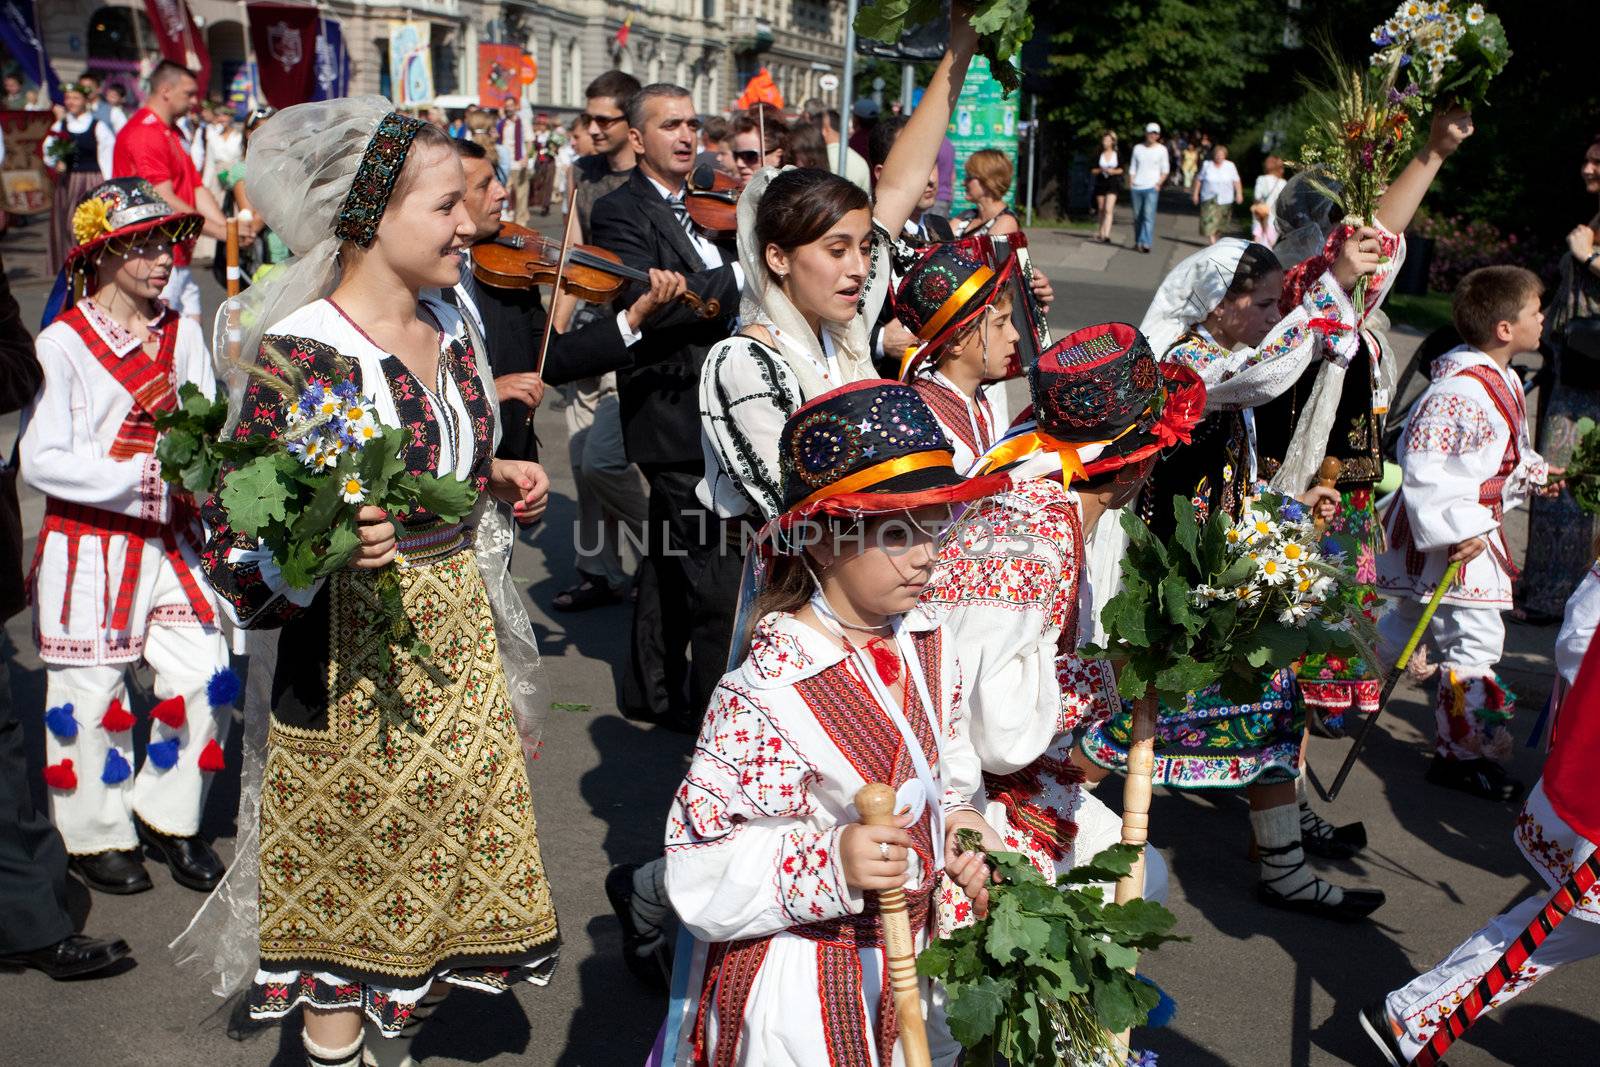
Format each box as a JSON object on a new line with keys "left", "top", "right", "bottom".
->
{"left": 247, "top": 3, "right": 320, "bottom": 109}
{"left": 478, "top": 43, "right": 523, "bottom": 111}
{"left": 142, "top": 0, "right": 211, "bottom": 93}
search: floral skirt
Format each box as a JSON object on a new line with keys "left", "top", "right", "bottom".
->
{"left": 1299, "top": 486, "right": 1383, "bottom": 734}
{"left": 248, "top": 551, "right": 558, "bottom": 1032}
{"left": 1081, "top": 669, "right": 1303, "bottom": 788}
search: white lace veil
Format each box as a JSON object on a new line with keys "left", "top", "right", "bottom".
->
{"left": 174, "top": 96, "right": 552, "bottom": 998}
{"left": 1138, "top": 238, "right": 1250, "bottom": 357}
{"left": 736, "top": 166, "right": 877, "bottom": 396}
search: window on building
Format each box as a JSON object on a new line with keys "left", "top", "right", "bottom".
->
{"left": 87, "top": 6, "right": 149, "bottom": 65}
{"left": 377, "top": 38, "right": 391, "bottom": 100}
{"left": 430, "top": 30, "right": 457, "bottom": 95}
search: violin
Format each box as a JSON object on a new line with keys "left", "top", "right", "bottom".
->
{"left": 683, "top": 164, "right": 741, "bottom": 243}
{"left": 470, "top": 220, "right": 722, "bottom": 320}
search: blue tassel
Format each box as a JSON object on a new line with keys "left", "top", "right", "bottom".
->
{"left": 146, "top": 737, "right": 181, "bottom": 770}
{"left": 101, "top": 748, "right": 132, "bottom": 785}
{"left": 207, "top": 667, "right": 242, "bottom": 709}
{"left": 1136, "top": 974, "right": 1177, "bottom": 1028}
{"left": 40, "top": 269, "right": 69, "bottom": 329}
{"left": 44, "top": 703, "right": 78, "bottom": 739}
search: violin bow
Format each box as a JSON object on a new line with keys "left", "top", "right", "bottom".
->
{"left": 530, "top": 180, "right": 582, "bottom": 400}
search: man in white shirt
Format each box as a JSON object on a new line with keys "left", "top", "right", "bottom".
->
{"left": 801, "top": 97, "right": 872, "bottom": 193}
{"left": 1128, "top": 121, "right": 1170, "bottom": 253}
{"left": 1193, "top": 143, "right": 1243, "bottom": 245}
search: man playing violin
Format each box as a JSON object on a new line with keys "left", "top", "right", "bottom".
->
{"left": 590, "top": 82, "right": 744, "bottom": 733}
{"left": 445, "top": 137, "right": 687, "bottom": 466}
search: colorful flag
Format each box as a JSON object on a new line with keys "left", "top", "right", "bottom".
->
{"left": 0, "top": 0, "right": 63, "bottom": 104}
{"left": 142, "top": 0, "right": 211, "bottom": 92}
{"left": 246, "top": 2, "right": 319, "bottom": 108}
{"left": 478, "top": 43, "right": 523, "bottom": 111}
{"left": 311, "top": 17, "right": 350, "bottom": 101}
{"left": 615, "top": 13, "right": 634, "bottom": 51}
{"left": 735, "top": 68, "right": 783, "bottom": 110}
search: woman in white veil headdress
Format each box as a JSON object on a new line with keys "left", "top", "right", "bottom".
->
{"left": 171, "top": 96, "right": 558, "bottom": 1065}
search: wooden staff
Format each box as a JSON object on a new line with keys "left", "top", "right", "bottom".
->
{"left": 223, "top": 216, "right": 243, "bottom": 366}
{"left": 1312, "top": 456, "right": 1343, "bottom": 533}
{"left": 855, "top": 783, "right": 933, "bottom": 1067}
{"left": 1112, "top": 691, "right": 1157, "bottom": 1051}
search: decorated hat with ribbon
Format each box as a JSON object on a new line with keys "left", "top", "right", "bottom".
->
{"left": 760, "top": 379, "right": 1010, "bottom": 550}
{"left": 893, "top": 235, "right": 1018, "bottom": 376}
{"left": 67, "top": 177, "right": 202, "bottom": 267}
{"left": 974, "top": 322, "right": 1206, "bottom": 483}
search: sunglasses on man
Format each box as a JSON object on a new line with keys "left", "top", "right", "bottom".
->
{"left": 581, "top": 112, "right": 626, "bottom": 130}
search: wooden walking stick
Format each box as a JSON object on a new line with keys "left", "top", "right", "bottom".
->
{"left": 855, "top": 783, "right": 933, "bottom": 1067}
{"left": 1112, "top": 691, "right": 1158, "bottom": 1051}
{"left": 1308, "top": 558, "right": 1464, "bottom": 802}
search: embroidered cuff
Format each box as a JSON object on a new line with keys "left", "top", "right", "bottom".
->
{"left": 139, "top": 454, "right": 170, "bottom": 524}
{"left": 1056, "top": 654, "right": 1121, "bottom": 734}
{"left": 1306, "top": 271, "right": 1360, "bottom": 367}
{"left": 780, "top": 824, "right": 860, "bottom": 924}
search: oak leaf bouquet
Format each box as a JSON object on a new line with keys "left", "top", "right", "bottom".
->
{"left": 921, "top": 838, "right": 1181, "bottom": 1066}
{"left": 154, "top": 342, "right": 478, "bottom": 735}
{"left": 854, "top": 0, "right": 1031, "bottom": 94}
{"left": 1087, "top": 495, "right": 1377, "bottom": 709}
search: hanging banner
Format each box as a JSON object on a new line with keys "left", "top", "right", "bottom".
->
{"left": 0, "top": 0, "right": 63, "bottom": 105}
{"left": 246, "top": 2, "right": 319, "bottom": 108}
{"left": 946, "top": 55, "right": 1018, "bottom": 217}
{"left": 312, "top": 17, "right": 351, "bottom": 101}
{"left": 0, "top": 109, "right": 54, "bottom": 215}
{"left": 389, "top": 21, "right": 433, "bottom": 109}
{"left": 226, "top": 62, "right": 255, "bottom": 117}
{"left": 142, "top": 0, "right": 212, "bottom": 93}
{"left": 478, "top": 43, "right": 522, "bottom": 111}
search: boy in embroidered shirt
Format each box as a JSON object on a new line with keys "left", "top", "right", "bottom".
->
{"left": 20, "top": 179, "right": 236, "bottom": 897}
{"left": 1377, "top": 266, "right": 1558, "bottom": 802}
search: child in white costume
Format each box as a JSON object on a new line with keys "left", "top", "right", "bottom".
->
{"left": 666, "top": 381, "right": 1006, "bottom": 1066}
{"left": 21, "top": 178, "right": 235, "bottom": 895}
{"left": 1377, "top": 266, "right": 1554, "bottom": 803}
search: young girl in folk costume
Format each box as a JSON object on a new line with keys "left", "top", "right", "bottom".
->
{"left": 697, "top": 12, "right": 979, "bottom": 524}
{"left": 1256, "top": 105, "right": 1475, "bottom": 736}
{"left": 895, "top": 237, "right": 1020, "bottom": 474}
{"left": 186, "top": 98, "right": 558, "bottom": 1067}
{"left": 42, "top": 81, "right": 115, "bottom": 273}
{"left": 1361, "top": 561, "right": 1600, "bottom": 1066}
{"left": 923, "top": 322, "right": 1205, "bottom": 895}
{"left": 665, "top": 381, "right": 1006, "bottom": 1066}
{"left": 612, "top": 19, "right": 982, "bottom": 988}
{"left": 1083, "top": 234, "right": 1387, "bottom": 922}
{"left": 1376, "top": 266, "right": 1553, "bottom": 804}
{"left": 22, "top": 178, "right": 236, "bottom": 898}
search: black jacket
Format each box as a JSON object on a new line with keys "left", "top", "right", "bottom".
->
{"left": 589, "top": 168, "right": 741, "bottom": 467}
{"left": 0, "top": 253, "right": 43, "bottom": 621}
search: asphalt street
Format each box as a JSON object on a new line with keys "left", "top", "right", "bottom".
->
{"left": 0, "top": 192, "right": 1592, "bottom": 1065}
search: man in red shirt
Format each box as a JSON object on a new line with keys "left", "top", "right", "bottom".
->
{"left": 111, "top": 61, "right": 239, "bottom": 319}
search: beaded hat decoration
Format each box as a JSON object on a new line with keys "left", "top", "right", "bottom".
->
{"left": 67, "top": 178, "right": 201, "bottom": 263}
{"left": 760, "top": 379, "right": 1010, "bottom": 550}
{"left": 1015, "top": 321, "right": 1206, "bottom": 479}
{"left": 894, "top": 235, "right": 1020, "bottom": 380}
{"left": 334, "top": 111, "right": 428, "bottom": 248}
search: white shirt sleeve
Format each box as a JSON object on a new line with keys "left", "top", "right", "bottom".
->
{"left": 95, "top": 119, "right": 116, "bottom": 178}
{"left": 1556, "top": 567, "right": 1600, "bottom": 686}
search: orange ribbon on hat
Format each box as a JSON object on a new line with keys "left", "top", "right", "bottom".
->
{"left": 973, "top": 430, "right": 1088, "bottom": 485}
{"left": 792, "top": 450, "right": 960, "bottom": 511}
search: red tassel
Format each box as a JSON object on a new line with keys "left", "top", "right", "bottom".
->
{"left": 149, "top": 695, "right": 187, "bottom": 729}
{"left": 197, "top": 738, "right": 226, "bottom": 773}
{"left": 100, "top": 698, "right": 137, "bottom": 732}
{"left": 867, "top": 639, "right": 900, "bottom": 686}
{"left": 43, "top": 759, "right": 77, "bottom": 790}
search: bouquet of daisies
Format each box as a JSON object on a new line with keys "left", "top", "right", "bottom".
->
{"left": 155, "top": 345, "right": 478, "bottom": 734}
{"left": 1090, "top": 496, "right": 1375, "bottom": 709}
{"left": 1368, "top": 2, "right": 1511, "bottom": 110}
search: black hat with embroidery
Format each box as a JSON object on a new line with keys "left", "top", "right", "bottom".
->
{"left": 761, "top": 379, "right": 1010, "bottom": 548}
{"left": 892, "top": 235, "right": 1018, "bottom": 376}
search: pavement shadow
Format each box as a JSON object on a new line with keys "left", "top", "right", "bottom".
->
{"left": 552, "top": 914, "right": 668, "bottom": 1066}
{"left": 578, "top": 712, "right": 693, "bottom": 869}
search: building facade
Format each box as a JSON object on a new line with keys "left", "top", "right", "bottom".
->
{"left": 36, "top": 0, "right": 850, "bottom": 119}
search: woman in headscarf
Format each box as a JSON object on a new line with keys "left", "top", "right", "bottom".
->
{"left": 183, "top": 97, "right": 559, "bottom": 1067}
{"left": 1081, "top": 233, "right": 1388, "bottom": 922}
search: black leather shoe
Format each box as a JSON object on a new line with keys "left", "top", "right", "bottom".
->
{"left": 69, "top": 848, "right": 152, "bottom": 895}
{"left": 0, "top": 933, "right": 131, "bottom": 979}
{"left": 1425, "top": 755, "right": 1526, "bottom": 803}
{"left": 136, "top": 818, "right": 225, "bottom": 891}
{"left": 605, "top": 863, "right": 673, "bottom": 991}
{"left": 1358, "top": 1002, "right": 1405, "bottom": 1066}
{"left": 1257, "top": 882, "right": 1386, "bottom": 922}
{"left": 1301, "top": 817, "right": 1368, "bottom": 861}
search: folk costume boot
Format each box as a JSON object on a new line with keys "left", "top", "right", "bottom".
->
{"left": 1295, "top": 773, "right": 1367, "bottom": 860}
{"left": 1250, "top": 804, "right": 1385, "bottom": 922}
{"left": 303, "top": 1032, "right": 364, "bottom": 1067}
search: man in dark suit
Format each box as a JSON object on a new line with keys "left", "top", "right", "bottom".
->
{"left": 589, "top": 84, "right": 743, "bottom": 732}
{"left": 0, "top": 252, "right": 130, "bottom": 979}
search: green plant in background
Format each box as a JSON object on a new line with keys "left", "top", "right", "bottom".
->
{"left": 1563, "top": 417, "right": 1600, "bottom": 517}
{"left": 854, "top": 0, "right": 1032, "bottom": 94}
{"left": 920, "top": 835, "right": 1181, "bottom": 1065}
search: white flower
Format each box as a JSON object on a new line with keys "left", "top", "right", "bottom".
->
{"left": 354, "top": 420, "right": 380, "bottom": 443}
{"left": 1280, "top": 540, "right": 1313, "bottom": 565}
{"left": 1234, "top": 584, "right": 1262, "bottom": 607}
{"left": 1192, "top": 584, "right": 1230, "bottom": 606}
{"left": 340, "top": 474, "right": 367, "bottom": 504}
{"left": 1279, "top": 602, "right": 1313, "bottom": 625}
{"left": 1466, "top": 3, "right": 1485, "bottom": 24}
{"left": 1256, "top": 556, "right": 1291, "bottom": 586}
